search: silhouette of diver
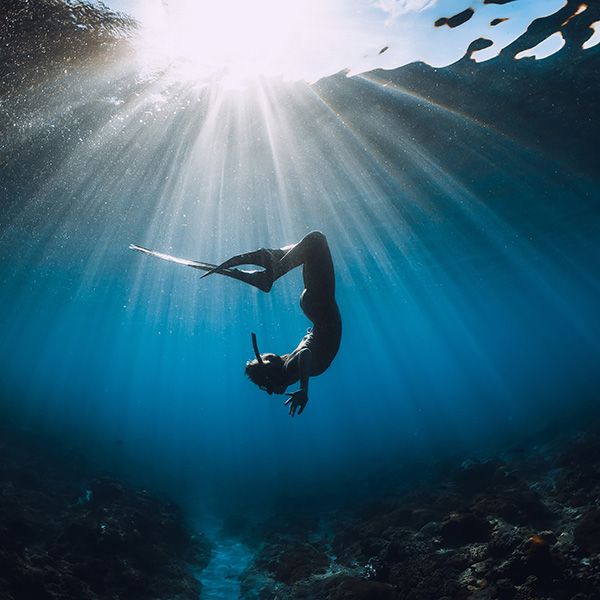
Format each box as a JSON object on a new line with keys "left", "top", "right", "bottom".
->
{"left": 130, "top": 231, "right": 341, "bottom": 417}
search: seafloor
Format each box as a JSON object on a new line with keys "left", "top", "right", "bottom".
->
{"left": 2, "top": 407, "right": 600, "bottom": 600}
{"left": 0, "top": 424, "right": 215, "bottom": 600}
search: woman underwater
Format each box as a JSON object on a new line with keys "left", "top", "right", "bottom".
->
{"left": 131, "top": 231, "right": 342, "bottom": 417}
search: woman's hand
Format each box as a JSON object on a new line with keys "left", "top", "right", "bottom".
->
{"left": 284, "top": 389, "right": 308, "bottom": 417}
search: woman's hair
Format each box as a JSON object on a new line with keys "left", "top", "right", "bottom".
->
{"left": 245, "top": 353, "right": 286, "bottom": 391}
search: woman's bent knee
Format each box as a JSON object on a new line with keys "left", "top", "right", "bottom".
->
{"left": 303, "top": 230, "right": 327, "bottom": 250}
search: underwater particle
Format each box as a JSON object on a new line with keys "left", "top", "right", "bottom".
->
{"left": 379, "top": 46, "right": 389, "bottom": 55}
{"left": 435, "top": 8, "right": 475, "bottom": 28}
{"left": 491, "top": 18, "right": 508, "bottom": 26}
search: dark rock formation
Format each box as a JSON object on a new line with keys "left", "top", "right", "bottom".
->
{"left": 238, "top": 418, "right": 600, "bottom": 600}
{"left": 0, "top": 427, "right": 213, "bottom": 600}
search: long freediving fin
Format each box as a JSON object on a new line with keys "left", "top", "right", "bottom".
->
{"left": 129, "top": 243, "right": 271, "bottom": 291}
{"left": 129, "top": 244, "right": 217, "bottom": 272}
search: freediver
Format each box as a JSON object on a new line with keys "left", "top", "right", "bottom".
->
{"left": 203, "top": 231, "right": 341, "bottom": 417}
{"left": 130, "top": 231, "right": 341, "bottom": 417}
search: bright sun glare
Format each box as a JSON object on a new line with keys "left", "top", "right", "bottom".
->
{"left": 139, "top": 0, "right": 320, "bottom": 85}
{"left": 127, "top": 0, "right": 581, "bottom": 87}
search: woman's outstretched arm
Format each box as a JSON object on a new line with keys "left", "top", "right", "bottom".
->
{"left": 284, "top": 347, "right": 311, "bottom": 417}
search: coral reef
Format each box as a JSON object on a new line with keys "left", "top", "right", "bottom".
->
{"left": 237, "top": 419, "right": 600, "bottom": 599}
{"left": 0, "top": 427, "right": 213, "bottom": 600}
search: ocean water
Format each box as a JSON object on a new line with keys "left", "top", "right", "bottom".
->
{"left": 1, "top": 0, "right": 599, "bottom": 594}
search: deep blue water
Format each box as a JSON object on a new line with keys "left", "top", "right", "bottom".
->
{"left": 1, "top": 0, "right": 599, "bottom": 530}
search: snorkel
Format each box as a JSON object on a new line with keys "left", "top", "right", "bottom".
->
{"left": 248, "top": 332, "right": 288, "bottom": 395}
{"left": 251, "top": 332, "right": 263, "bottom": 364}
{"left": 249, "top": 332, "right": 271, "bottom": 393}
